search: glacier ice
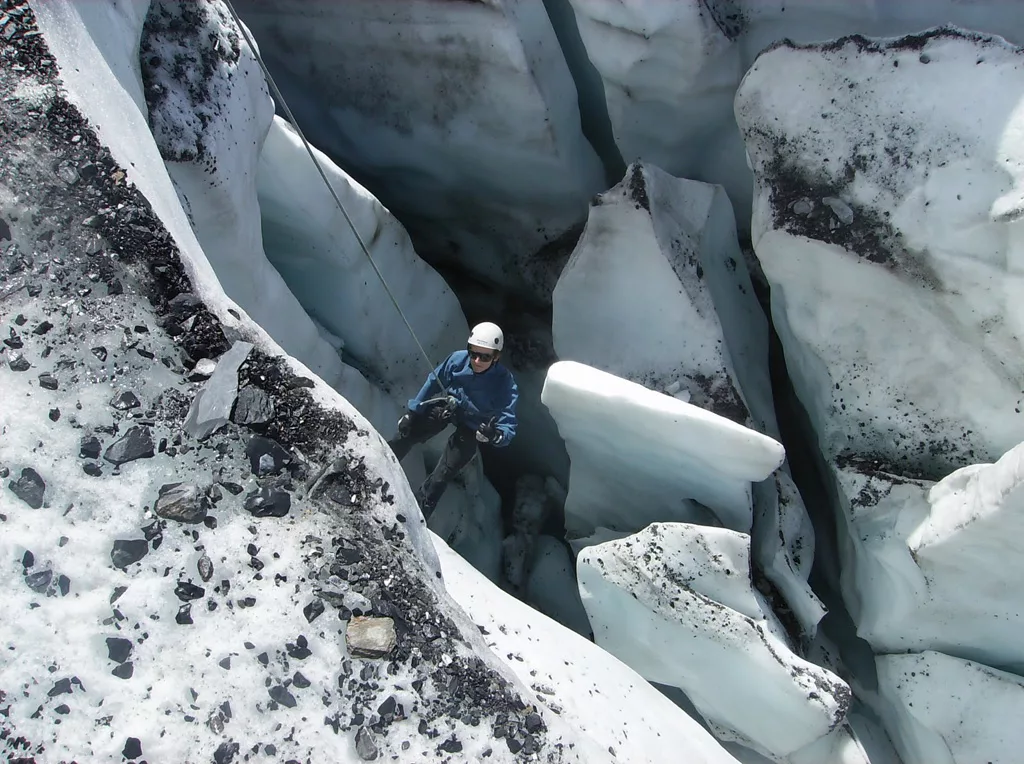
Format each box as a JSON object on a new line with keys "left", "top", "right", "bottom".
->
{"left": 877, "top": 650, "right": 1024, "bottom": 764}
{"left": 735, "top": 28, "right": 1024, "bottom": 475}
{"left": 233, "top": 0, "right": 605, "bottom": 302}
{"left": 524, "top": 535, "right": 592, "bottom": 638}
{"left": 257, "top": 116, "right": 468, "bottom": 403}
{"left": 435, "top": 533, "right": 742, "bottom": 763}
{"left": 752, "top": 473, "right": 826, "bottom": 636}
{"left": 577, "top": 523, "right": 851, "bottom": 759}
{"left": 834, "top": 441, "right": 1024, "bottom": 674}
{"left": 542, "top": 360, "right": 785, "bottom": 536}
{"left": 552, "top": 162, "right": 777, "bottom": 436}
{"left": 139, "top": 0, "right": 349, "bottom": 388}
{"left": 566, "top": 0, "right": 1024, "bottom": 233}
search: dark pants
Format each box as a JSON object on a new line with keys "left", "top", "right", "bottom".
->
{"left": 387, "top": 412, "right": 478, "bottom": 516}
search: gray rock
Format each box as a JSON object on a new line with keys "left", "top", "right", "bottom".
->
{"left": 57, "top": 162, "right": 80, "bottom": 185}
{"left": 103, "top": 426, "right": 154, "bottom": 466}
{"left": 355, "top": 726, "right": 379, "bottom": 761}
{"left": 197, "top": 554, "right": 214, "bottom": 582}
{"left": 184, "top": 341, "right": 252, "bottom": 440}
{"left": 233, "top": 386, "right": 274, "bottom": 426}
{"left": 9, "top": 467, "right": 45, "bottom": 508}
{"left": 106, "top": 636, "right": 133, "bottom": 663}
{"left": 822, "top": 196, "right": 854, "bottom": 225}
{"left": 268, "top": 685, "right": 296, "bottom": 708}
{"left": 110, "top": 538, "right": 149, "bottom": 569}
{"left": 154, "top": 482, "right": 207, "bottom": 523}
{"left": 347, "top": 616, "right": 396, "bottom": 659}
{"left": 38, "top": 373, "right": 58, "bottom": 390}
{"left": 187, "top": 358, "right": 217, "bottom": 380}
{"left": 245, "top": 436, "right": 290, "bottom": 476}
{"left": 79, "top": 435, "right": 101, "bottom": 459}
{"left": 110, "top": 391, "right": 140, "bottom": 410}
{"left": 8, "top": 351, "right": 29, "bottom": 371}
{"left": 243, "top": 485, "right": 291, "bottom": 518}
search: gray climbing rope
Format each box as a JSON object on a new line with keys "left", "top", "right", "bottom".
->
{"left": 222, "top": 0, "right": 444, "bottom": 388}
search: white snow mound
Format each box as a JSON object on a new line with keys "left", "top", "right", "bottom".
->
{"left": 434, "top": 533, "right": 742, "bottom": 764}
{"left": 877, "top": 650, "right": 1024, "bottom": 764}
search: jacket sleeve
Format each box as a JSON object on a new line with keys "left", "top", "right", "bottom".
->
{"left": 408, "top": 355, "right": 452, "bottom": 413}
{"left": 494, "top": 374, "right": 519, "bottom": 447}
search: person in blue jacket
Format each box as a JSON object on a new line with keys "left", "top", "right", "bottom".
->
{"left": 388, "top": 321, "right": 518, "bottom": 517}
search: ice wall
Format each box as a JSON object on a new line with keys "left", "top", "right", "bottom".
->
{"left": 233, "top": 0, "right": 605, "bottom": 303}
{"left": 735, "top": 28, "right": 1024, "bottom": 476}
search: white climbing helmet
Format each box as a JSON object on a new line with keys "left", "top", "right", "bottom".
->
{"left": 468, "top": 322, "right": 504, "bottom": 352}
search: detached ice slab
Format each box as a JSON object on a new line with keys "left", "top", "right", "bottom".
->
{"left": 835, "top": 441, "right": 1024, "bottom": 673}
{"left": 877, "top": 651, "right": 1024, "bottom": 764}
{"left": 735, "top": 28, "right": 1024, "bottom": 474}
{"left": 542, "top": 361, "right": 785, "bottom": 534}
{"left": 577, "top": 523, "right": 850, "bottom": 759}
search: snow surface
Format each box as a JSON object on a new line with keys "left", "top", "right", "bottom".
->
{"left": 434, "top": 532, "right": 742, "bottom": 764}
{"left": 577, "top": 523, "right": 851, "bottom": 759}
{"left": 833, "top": 441, "right": 1024, "bottom": 674}
{"left": 233, "top": 0, "right": 605, "bottom": 302}
{"left": 552, "top": 162, "right": 777, "bottom": 436}
{"left": 542, "top": 360, "right": 785, "bottom": 537}
{"left": 876, "top": 650, "right": 1024, "bottom": 764}
{"left": 735, "top": 29, "right": 1024, "bottom": 476}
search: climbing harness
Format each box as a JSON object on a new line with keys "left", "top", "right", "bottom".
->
{"left": 222, "top": 0, "right": 444, "bottom": 389}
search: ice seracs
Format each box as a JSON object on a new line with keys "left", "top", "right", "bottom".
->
{"left": 876, "top": 650, "right": 1024, "bottom": 764}
{"left": 834, "top": 441, "right": 1024, "bottom": 674}
{"left": 257, "top": 116, "right": 468, "bottom": 424}
{"left": 735, "top": 27, "right": 1024, "bottom": 476}
{"left": 577, "top": 523, "right": 851, "bottom": 759}
{"left": 140, "top": 0, "right": 348, "bottom": 388}
{"left": 552, "top": 162, "right": 776, "bottom": 436}
{"left": 542, "top": 360, "right": 785, "bottom": 536}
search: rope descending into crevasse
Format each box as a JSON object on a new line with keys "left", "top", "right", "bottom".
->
{"left": 222, "top": 0, "right": 443, "bottom": 388}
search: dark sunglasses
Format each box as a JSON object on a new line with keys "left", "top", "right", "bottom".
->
{"left": 467, "top": 347, "right": 495, "bottom": 362}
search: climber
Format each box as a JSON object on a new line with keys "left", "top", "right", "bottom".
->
{"left": 388, "top": 321, "right": 518, "bottom": 518}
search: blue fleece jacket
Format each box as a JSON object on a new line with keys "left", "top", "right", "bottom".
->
{"left": 408, "top": 350, "right": 518, "bottom": 446}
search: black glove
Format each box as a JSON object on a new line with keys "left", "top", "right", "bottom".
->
{"left": 396, "top": 412, "right": 415, "bottom": 437}
{"left": 475, "top": 419, "right": 502, "bottom": 445}
{"left": 425, "top": 394, "right": 460, "bottom": 424}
